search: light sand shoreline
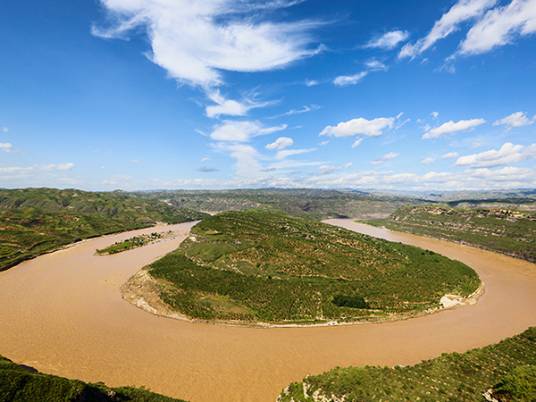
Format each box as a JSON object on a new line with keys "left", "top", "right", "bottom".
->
{"left": 0, "top": 219, "right": 535, "bottom": 402}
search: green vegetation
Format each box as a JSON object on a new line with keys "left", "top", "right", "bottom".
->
{"left": 492, "top": 364, "right": 536, "bottom": 401}
{"left": 97, "top": 232, "right": 171, "bottom": 255}
{"left": 278, "top": 327, "right": 536, "bottom": 402}
{"left": 146, "top": 209, "right": 479, "bottom": 324}
{"left": 369, "top": 205, "right": 536, "bottom": 262}
{"left": 0, "top": 188, "right": 207, "bottom": 271}
{"left": 138, "top": 189, "right": 422, "bottom": 220}
{"left": 0, "top": 354, "right": 185, "bottom": 401}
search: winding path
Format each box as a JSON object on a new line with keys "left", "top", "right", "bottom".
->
{"left": 0, "top": 220, "right": 535, "bottom": 402}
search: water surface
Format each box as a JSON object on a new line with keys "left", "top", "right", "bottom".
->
{"left": 0, "top": 219, "right": 535, "bottom": 402}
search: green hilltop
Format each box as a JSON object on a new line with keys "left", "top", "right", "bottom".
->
{"left": 0, "top": 354, "right": 185, "bottom": 402}
{"left": 278, "top": 327, "right": 536, "bottom": 402}
{"left": 0, "top": 188, "right": 207, "bottom": 271}
{"left": 369, "top": 204, "right": 536, "bottom": 263}
{"left": 145, "top": 209, "right": 480, "bottom": 324}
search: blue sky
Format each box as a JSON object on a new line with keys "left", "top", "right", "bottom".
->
{"left": 1, "top": 0, "right": 535, "bottom": 191}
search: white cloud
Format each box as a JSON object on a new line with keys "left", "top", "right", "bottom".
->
{"left": 456, "top": 142, "right": 536, "bottom": 167}
{"left": 320, "top": 116, "right": 396, "bottom": 137}
{"left": 431, "top": 111, "right": 440, "bottom": 119}
{"left": 372, "top": 152, "right": 399, "bottom": 165}
{"left": 422, "top": 118, "right": 486, "bottom": 139}
{"left": 93, "top": 0, "right": 321, "bottom": 88}
{"left": 364, "top": 59, "right": 388, "bottom": 71}
{"left": 333, "top": 71, "right": 368, "bottom": 86}
{"left": 210, "top": 120, "right": 286, "bottom": 142}
{"left": 399, "top": 0, "right": 497, "bottom": 58}
{"left": 303, "top": 165, "right": 536, "bottom": 190}
{"left": 493, "top": 111, "right": 535, "bottom": 129}
{"left": 366, "top": 30, "right": 409, "bottom": 49}
{"left": 421, "top": 157, "right": 435, "bottom": 164}
{"left": 266, "top": 136, "right": 294, "bottom": 150}
{"left": 213, "top": 142, "right": 262, "bottom": 178}
{"left": 205, "top": 90, "right": 272, "bottom": 118}
{"left": 275, "top": 147, "right": 316, "bottom": 160}
{"left": 459, "top": 0, "right": 536, "bottom": 55}
{"left": 442, "top": 151, "right": 460, "bottom": 159}
{"left": 0, "top": 143, "right": 13, "bottom": 152}
{"left": 305, "top": 79, "right": 319, "bottom": 87}
{"left": 0, "top": 163, "right": 75, "bottom": 181}
{"left": 351, "top": 138, "right": 364, "bottom": 148}
{"left": 43, "top": 163, "right": 75, "bottom": 171}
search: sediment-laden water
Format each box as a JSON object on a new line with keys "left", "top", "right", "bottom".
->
{"left": 0, "top": 219, "right": 535, "bottom": 402}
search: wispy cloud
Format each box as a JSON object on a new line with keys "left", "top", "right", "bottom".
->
{"left": 93, "top": 0, "right": 322, "bottom": 89}
{"left": 456, "top": 142, "right": 536, "bottom": 167}
{"left": 399, "top": 0, "right": 497, "bottom": 59}
{"left": 275, "top": 147, "right": 316, "bottom": 160}
{"left": 333, "top": 71, "right": 368, "bottom": 87}
{"left": 493, "top": 111, "right": 535, "bottom": 129}
{"left": 210, "top": 120, "right": 287, "bottom": 142}
{"left": 423, "top": 118, "right": 486, "bottom": 139}
{"left": 266, "top": 136, "right": 294, "bottom": 150}
{"left": 0, "top": 143, "right": 13, "bottom": 152}
{"left": 365, "top": 30, "right": 409, "bottom": 49}
{"left": 205, "top": 90, "right": 274, "bottom": 118}
{"left": 269, "top": 104, "right": 320, "bottom": 119}
{"left": 321, "top": 116, "right": 396, "bottom": 138}
{"left": 372, "top": 152, "right": 399, "bottom": 165}
{"left": 459, "top": 0, "right": 536, "bottom": 55}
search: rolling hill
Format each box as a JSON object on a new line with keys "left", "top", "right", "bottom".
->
{"left": 0, "top": 188, "right": 207, "bottom": 271}
{"left": 369, "top": 205, "right": 536, "bottom": 262}
{"left": 136, "top": 209, "right": 480, "bottom": 325}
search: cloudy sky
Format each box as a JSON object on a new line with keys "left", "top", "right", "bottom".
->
{"left": 1, "top": 0, "right": 535, "bottom": 191}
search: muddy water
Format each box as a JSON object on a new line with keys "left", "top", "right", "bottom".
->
{"left": 0, "top": 219, "right": 535, "bottom": 402}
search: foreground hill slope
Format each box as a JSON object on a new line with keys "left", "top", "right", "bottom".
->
{"left": 0, "top": 188, "right": 207, "bottom": 271}
{"left": 140, "top": 209, "right": 479, "bottom": 324}
{"left": 371, "top": 205, "right": 536, "bottom": 263}
{"left": 278, "top": 327, "right": 536, "bottom": 402}
{"left": 0, "top": 354, "right": 185, "bottom": 402}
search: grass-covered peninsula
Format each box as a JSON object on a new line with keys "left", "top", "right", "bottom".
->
{"left": 278, "top": 327, "right": 536, "bottom": 402}
{"left": 0, "top": 354, "right": 185, "bottom": 402}
{"left": 0, "top": 188, "right": 207, "bottom": 271}
{"left": 369, "top": 205, "right": 536, "bottom": 263}
{"left": 138, "top": 209, "right": 480, "bottom": 325}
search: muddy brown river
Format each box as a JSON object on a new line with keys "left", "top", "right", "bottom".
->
{"left": 0, "top": 219, "right": 535, "bottom": 402}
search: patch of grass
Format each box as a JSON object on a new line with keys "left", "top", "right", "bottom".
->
{"left": 147, "top": 209, "right": 479, "bottom": 324}
{"left": 0, "top": 354, "right": 186, "bottom": 401}
{"left": 0, "top": 188, "right": 208, "bottom": 271}
{"left": 278, "top": 327, "right": 536, "bottom": 402}
{"left": 371, "top": 205, "right": 536, "bottom": 262}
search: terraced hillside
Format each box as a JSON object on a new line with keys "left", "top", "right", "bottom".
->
{"left": 278, "top": 327, "right": 536, "bottom": 402}
{"left": 142, "top": 209, "right": 479, "bottom": 324}
{"left": 371, "top": 205, "right": 536, "bottom": 262}
{"left": 0, "top": 188, "right": 207, "bottom": 271}
{"left": 0, "top": 354, "right": 185, "bottom": 401}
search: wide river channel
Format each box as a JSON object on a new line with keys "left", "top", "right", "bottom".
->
{"left": 0, "top": 219, "right": 535, "bottom": 402}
